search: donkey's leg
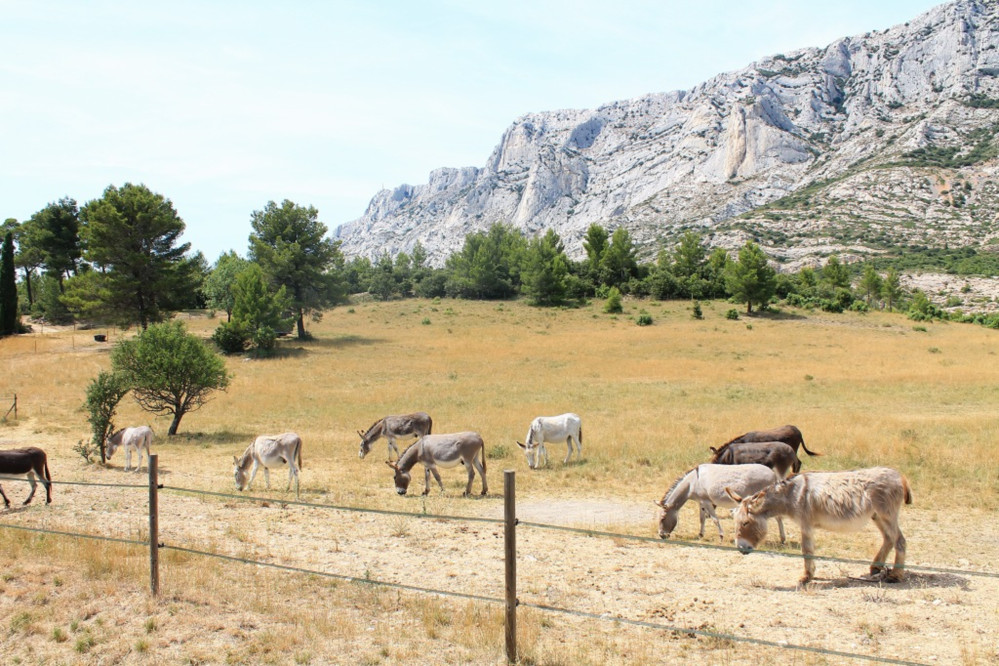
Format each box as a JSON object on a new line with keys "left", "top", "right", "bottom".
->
{"left": 464, "top": 458, "right": 475, "bottom": 496}
{"left": 871, "top": 514, "right": 905, "bottom": 580}
{"left": 263, "top": 465, "right": 271, "bottom": 490}
{"left": 540, "top": 443, "right": 549, "bottom": 467}
{"left": 471, "top": 454, "right": 488, "bottom": 495}
{"left": 0, "top": 483, "right": 9, "bottom": 508}
{"left": 799, "top": 526, "right": 816, "bottom": 585}
{"left": 776, "top": 516, "right": 786, "bottom": 545}
{"left": 388, "top": 438, "right": 400, "bottom": 460}
{"left": 23, "top": 472, "right": 38, "bottom": 505}
{"left": 701, "top": 502, "right": 724, "bottom": 540}
{"left": 124, "top": 446, "right": 132, "bottom": 472}
{"left": 246, "top": 460, "right": 260, "bottom": 490}
{"left": 562, "top": 439, "right": 572, "bottom": 464}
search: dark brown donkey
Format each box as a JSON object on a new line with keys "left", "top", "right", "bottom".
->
{"left": 0, "top": 447, "right": 52, "bottom": 507}
{"left": 715, "top": 424, "right": 819, "bottom": 458}
{"left": 710, "top": 440, "right": 801, "bottom": 478}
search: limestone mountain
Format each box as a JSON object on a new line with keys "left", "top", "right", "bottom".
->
{"left": 334, "top": 0, "right": 999, "bottom": 276}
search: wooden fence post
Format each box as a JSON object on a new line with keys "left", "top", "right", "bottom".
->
{"left": 504, "top": 469, "right": 517, "bottom": 663}
{"left": 148, "top": 454, "right": 160, "bottom": 596}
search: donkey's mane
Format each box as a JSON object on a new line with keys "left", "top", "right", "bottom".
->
{"left": 362, "top": 418, "right": 384, "bottom": 439}
{"left": 661, "top": 465, "right": 698, "bottom": 503}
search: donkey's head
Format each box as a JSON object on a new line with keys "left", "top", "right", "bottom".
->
{"left": 726, "top": 487, "right": 769, "bottom": 554}
{"left": 357, "top": 430, "right": 371, "bottom": 459}
{"left": 233, "top": 456, "right": 249, "bottom": 491}
{"left": 516, "top": 440, "right": 542, "bottom": 469}
{"left": 105, "top": 429, "right": 124, "bottom": 459}
{"left": 385, "top": 460, "right": 411, "bottom": 495}
{"left": 653, "top": 499, "right": 679, "bottom": 539}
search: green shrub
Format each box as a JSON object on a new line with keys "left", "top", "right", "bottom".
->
{"left": 725, "top": 309, "right": 740, "bottom": 320}
{"left": 212, "top": 321, "right": 248, "bottom": 354}
{"left": 691, "top": 301, "right": 703, "bottom": 319}
{"left": 636, "top": 312, "right": 653, "bottom": 326}
{"left": 604, "top": 287, "right": 623, "bottom": 314}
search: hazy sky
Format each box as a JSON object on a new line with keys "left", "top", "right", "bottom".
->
{"left": 1, "top": 0, "right": 944, "bottom": 261}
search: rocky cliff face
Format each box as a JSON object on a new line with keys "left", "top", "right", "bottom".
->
{"left": 334, "top": 0, "right": 999, "bottom": 270}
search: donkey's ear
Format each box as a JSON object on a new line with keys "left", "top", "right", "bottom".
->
{"left": 384, "top": 460, "right": 398, "bottom": 470}
{"left": 724, "top": 487, "right": 743, "bottom": 503}
{"left": 653, "top": 499, "right": 666, "bottom": 508}
{"left": 515, "top": 441, "right": 526, "bottom": 450}
{"left": 709, "top": 446, "right": 718, "bottom": 454}
{"left": 357, "top": 430, "right": 364, "bottom": 437}
{"left": 232, "top": 456, "right": 238, "bottom": 464}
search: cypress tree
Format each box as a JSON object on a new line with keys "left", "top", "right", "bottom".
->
{"left": 0, "top": 231, "right": 19, "bottom": 335}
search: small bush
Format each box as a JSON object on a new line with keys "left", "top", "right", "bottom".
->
{"left": 691, "top": 301, "right": 703, "bottom": 319}
{"left": 636, "top": 312, "right": 653, "bottom": 326}
{"left": 212, "top": 322, "right": 248, "bottom": 354}
{"left": 725, "top": 309, "right": 740, "bottom": 320}
{"left": 604, "top": 288, "right": 623, "bottom": 314}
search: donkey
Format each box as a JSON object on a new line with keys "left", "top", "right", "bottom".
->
{"left": 106, "top": 425, "right": 154, "bottom": 473}
{"left": 233, "top": 432, "right": 304, "bottom": 498}
{"left": 655, "top": 464, "right": 784, "bottom": 543}
{"left": 715, "top": 424, "right": 819, "bottom": 458}
{"left": 0, "top": 447, "right": 52, "bottom": 507}
{"left": 727, "top": 467, "right": 912, "bottom": 585}
{"left": 709, "top": 440, "right": 801, "bottom": 478}
{"left": 358, "top": 412, "right": 433, "bottom": 460}
{"left": 516, "top": 412, "right": 582, "bottom": 469}
{"left": 386, "top": 432, "right": 487, "bottom": 496}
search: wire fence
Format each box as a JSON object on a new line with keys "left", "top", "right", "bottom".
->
{"left": 1, "top": 394, "right": 15, "bottom": 422}
{"left": 1, "top": 463, "right": 993, "bottom": 665}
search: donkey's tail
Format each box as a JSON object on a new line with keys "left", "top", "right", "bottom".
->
{"left": 799, "top": 437, "right": 821, "bottom": 457}
{"left": 297, "top": 438, "right": 304, "bottom": 471}
{"left": 427, "top": 415, "right": 433, "bottom": 435}
{"left": 902, "top": 475, "right": 913, "bottom": 505}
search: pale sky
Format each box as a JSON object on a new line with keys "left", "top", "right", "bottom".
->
{"left": 1, "top": 0, "right": 944, "bottom": 262}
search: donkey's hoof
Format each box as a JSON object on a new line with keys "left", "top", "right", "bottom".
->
{"left": 885, "top": 570, "right": 904, "bottom": 583}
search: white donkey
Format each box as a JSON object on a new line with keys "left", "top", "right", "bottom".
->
{"left": 233, "top": 432, "right": 303, "bottom": 498}
{"left": 106, "top": 425, "right": 154, "bottom": 473}
{"left": 516, "top": 412, "right": 582, "bottom": 469}
{"left": 655, "top": 463, "right": 785, "bottom": 543}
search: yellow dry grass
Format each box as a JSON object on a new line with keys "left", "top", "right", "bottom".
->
{"left": 1, "top": 297, "right": 998, "bottom": 664}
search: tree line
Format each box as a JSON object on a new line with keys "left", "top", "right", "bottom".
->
{"left": 5, "top": 183, "right": 995, "bottom": 348}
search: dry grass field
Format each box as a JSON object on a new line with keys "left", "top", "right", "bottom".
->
{"left": 1, "top": 297, "right": 998, "bottom": 665}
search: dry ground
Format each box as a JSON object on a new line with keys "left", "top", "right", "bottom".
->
{"left": 1, "top": 299, "right": 998, "bottom": 664}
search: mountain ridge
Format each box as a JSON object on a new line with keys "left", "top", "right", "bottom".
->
{"left": 334, "top": 0, "right": 999, "bottom": 279}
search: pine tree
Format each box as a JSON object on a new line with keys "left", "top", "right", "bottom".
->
{"left": 0, "top": 232, "right": 19, "bottom": 335}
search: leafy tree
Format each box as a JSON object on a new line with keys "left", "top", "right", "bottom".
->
{"left": 599, "top": 228, "right": 639, "bottom": 291}
{"left": 521, "top": 229, "right": 569, "bottom": 306}
{"left": 0, "top": 231, "right": 18, "bottom": 335}
{"left": 724, "top": 241, "right": 777, "bottom": 314}
{"left": 445, "top": 222, "right": 526, "bottom": 299}
{"left": 230, "top": 263, "right": 293, "bottom": 352}
{"left": 604, "top": 286, "right": 623, "bottom": 313}
{"left": 111, "top": 321, "right": 230, "bottom": 435}
{"left": 582, "top": 223, "right": 609, "bottom": 286}
{"left": 882, "top": 268, "right": 903, "bottom": 312}
{"left": 821, "top": 255, "right": 851, "bottom": 290}
{"left": 80, "top": 183, "right": 195, "bottom": 329}
{"left": 8, "top": 218, "right": 40, "bottom": 307}
{"left": 29, "top": 197, "right": 82, "bottom": 290}
{"left": 368, "top": 253, "right": 398, "bottom": 300}
{"left": 248, "top": 200, "right": 345, "bottom": 338}
{"left": 202, "top": 251, "right": 250, "bottom": 321}
{"left": 83, "top": 370, "right": 130, "bottom": 463}
{"left": 859, "top": 264, "right": 883, "bottom": 307}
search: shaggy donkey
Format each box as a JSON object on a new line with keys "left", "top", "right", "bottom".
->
{"left": 727, "top": 466, "right": 911, "bottom": 585}
{"left": 0, "top": 447, "right": 52, "bottom": 507}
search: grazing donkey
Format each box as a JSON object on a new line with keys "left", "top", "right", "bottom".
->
{"left": 233, "top": 432, "right": 304, "bottom": 498}
{"left": 0, "top": 447, "right": 52, "bottom": 507}
{"left": 357, "top": 412, "right": 433, "bottom": 460}
{"left": 386, "top": 432, "right": 487, "bottom": 496}
{"left": 727, "top": 467, "right": 912, "bottom": 585}
{"left": 106, "top": 425, "right": 154, "bottom": 473}
{"left": 709, "top": 440, "right": 801, "bottom": 478}
{"left": 516, "top": 413, "right": 582, "bottom": 469}
{"left": 655, "top": 463, "right": 785, "bottom": 543}
{"left": 716, "top": 424, "right": 819, "bottom": 458}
